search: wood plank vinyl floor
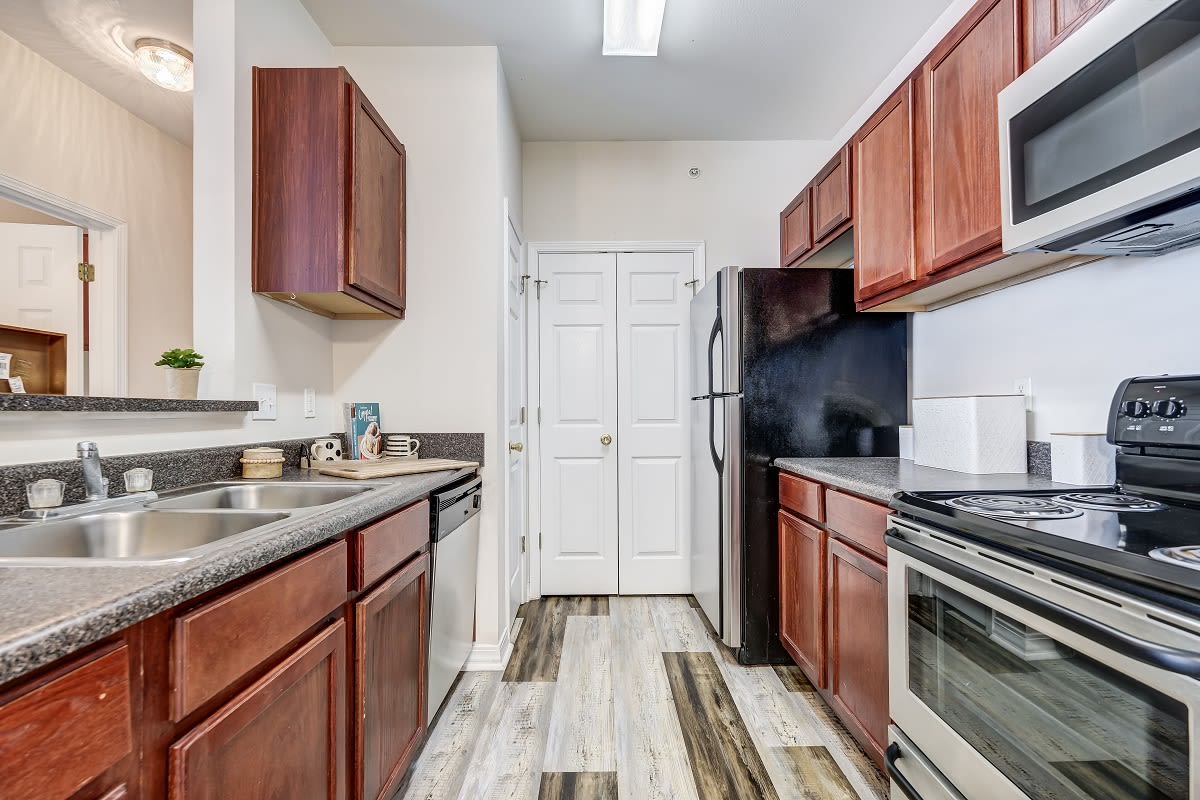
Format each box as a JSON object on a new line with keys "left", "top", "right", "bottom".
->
{"left": 397, "top": 596, "right": 884, "bottom": 800}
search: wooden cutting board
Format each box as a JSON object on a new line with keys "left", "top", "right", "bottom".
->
{"left": 315, "top": 458, "right": 479, "bottom": 480}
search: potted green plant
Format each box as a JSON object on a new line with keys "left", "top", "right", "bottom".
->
{"left": 155, "top": 348, "right": 205, "bottom": 399}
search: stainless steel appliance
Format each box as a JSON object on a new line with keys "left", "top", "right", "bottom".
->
{"left": 999, "top": 0, "right": 1200, "bottom": 256}
{"left": 886, "top": 374, "right": 1200, "bottom": 799}
{"left": 427, "top": 475, "right": 482, "bottom": 724}
{"left": 689, "top": 266, "right": 908, "bottom": 661}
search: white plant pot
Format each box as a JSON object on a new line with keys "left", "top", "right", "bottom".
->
{"left": 163, "top": 366, "right": 201, "bottom": 400}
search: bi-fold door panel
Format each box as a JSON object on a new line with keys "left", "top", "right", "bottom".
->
{"left": 539, "top": 252, "right": 620, "bottom": 595}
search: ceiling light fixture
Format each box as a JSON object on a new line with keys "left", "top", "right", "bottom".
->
{"left": 133, "top": 38, "right": 194, "bottom": 92}
{"left": 603, "top": 0, "right": 667, "bottom": 57}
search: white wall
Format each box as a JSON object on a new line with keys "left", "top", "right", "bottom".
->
{"left": 523, "top": 140, "right": 828, "bottom": 274}
{"left": 330, "top": 46, "right": 512, "bottom": 651}
{"left": 0, "top": 28, "right": 192, "bottom": 398}
{"left": 914, "top": 251, "right": 1200, "bottom": 440}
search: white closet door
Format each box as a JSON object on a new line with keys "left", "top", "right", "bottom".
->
{"left": 615, "top": 252, "right": 694, "bottom": 594}
{"left": 538, "top": 252, "right": 619, "bottom": 595}
{"left": 503, "top": 206, "right": 528, "bottom": 622}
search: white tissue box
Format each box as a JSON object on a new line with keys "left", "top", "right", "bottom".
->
{"left": 1050, "top": 433, "right": 1115, "bottom": 486}
{"left": 913, "top": 395, "right": 1027, "bottom": 474}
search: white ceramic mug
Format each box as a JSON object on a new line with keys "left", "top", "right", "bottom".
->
{"left": 386, "top": 435, "right": 420, "bottom": 457}
{"left": 310, "top": 437, "right": 344, "bottom": 462}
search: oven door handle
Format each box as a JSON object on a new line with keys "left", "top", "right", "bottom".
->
{"left": 886, "top": 743, "right": 926, "bottom": 800}
{"left": 887, "top": 529, "right": 1200, "bottom": 678}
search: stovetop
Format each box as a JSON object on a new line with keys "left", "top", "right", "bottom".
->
{"left": 891, "top": 486, "right": 1200, "bottom": 610}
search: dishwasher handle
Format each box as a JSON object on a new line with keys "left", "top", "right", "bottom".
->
{"left": 433, "top": 482, "right": 483, "bottom": 542}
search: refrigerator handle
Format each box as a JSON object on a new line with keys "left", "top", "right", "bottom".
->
{"left": 707, "top": 312, "right": 721, "bottom": 398}
{"left": 708, "top": 397, "right": 723, "bottom": 474}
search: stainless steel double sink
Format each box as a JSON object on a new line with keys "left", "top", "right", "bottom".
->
{"left": 0, "top": 482, "right": 375, "bottom": 563}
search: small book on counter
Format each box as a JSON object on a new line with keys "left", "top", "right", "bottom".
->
{"left": 343, "top": 402, "right": 383, "bottom": 460}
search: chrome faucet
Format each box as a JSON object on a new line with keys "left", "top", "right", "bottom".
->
{"left": 77, "top": 441, "right": 108, "bottom": 500}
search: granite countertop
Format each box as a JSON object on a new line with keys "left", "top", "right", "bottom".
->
{"left": 0, "top": 467, "right": 474, "bottom": 685}
{"left": 0, "top": 395, "right": 259, "bottom": 413}
{"left": 774, "top": 457, "right": 1068, "bottom": 505}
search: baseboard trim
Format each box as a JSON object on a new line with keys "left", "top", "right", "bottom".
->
{"left": 463, "top": 624, "right": 514, "bottom": 671}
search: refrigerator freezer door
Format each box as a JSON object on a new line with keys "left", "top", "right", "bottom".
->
{"left": 688, "top": 268, "right": 742, "bottom": 399}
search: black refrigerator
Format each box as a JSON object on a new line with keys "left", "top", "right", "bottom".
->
{"left": 689, "top": 266, "right": 908, "bottom": 664}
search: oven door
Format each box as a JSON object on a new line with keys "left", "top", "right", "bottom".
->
{"left": 887, "top": 520, "right": 1200, "bottom": 800}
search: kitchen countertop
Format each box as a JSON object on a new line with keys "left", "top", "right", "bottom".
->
{"left": 774, "top": 457, "right": 1069, "bottom": 505}
{"left": 0, "top": 467, "right": 474, "bottom": 686}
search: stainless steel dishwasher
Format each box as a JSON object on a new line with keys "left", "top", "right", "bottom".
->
{"left": 427, "top": 475, "right": 482, "bottom": 724}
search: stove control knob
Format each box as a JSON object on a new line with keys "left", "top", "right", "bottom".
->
{"left": 1122, "top": 399, "right": 1151, "bottom": 418}
{"left": 1153, "top": 398, "right": 1186, "bottom": 419}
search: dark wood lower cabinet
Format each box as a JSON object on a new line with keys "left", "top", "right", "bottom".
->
{"left": 355, "top": 552, "right": 430, "bottom": 800}
{"left": 778, "top": 511, "right": 826, "bottom": 688}
{"left": 168, "top": 620, "right": 348, "bottom": 800}
{"left": 827, "top": 538, "right": 889, "bottom": 769}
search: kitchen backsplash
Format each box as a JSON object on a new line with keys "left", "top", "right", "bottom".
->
{"left": 0, "top": 433, "right": 484, "bottom": 517}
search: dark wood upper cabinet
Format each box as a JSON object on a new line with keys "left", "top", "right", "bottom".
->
{"left": 354, "top": 552, "right": 430, "bottom": 800}
{"left": 811, "top": 146, "right": 852, "bottom": 242}
{"left": 779, "top": 511, "right": 826, "bottom": 689}
{"left": 1023, "top": 0, "right": 1113, "bottom": 66}
{"left": 253, "top": 67, "right": 406, "bottom": 320}
{"left": 779, "top": 189, "right": 813, "bottom": 267}
{"left": 916, "top": 0, "right": 1020, "bottom": 275}
{"left": 827, "top": 538, "right": 889, "bottom": 772}
{"left": 853, "top": 81, "right": 917, "bottom": 301}
{"left": 169, "top": 620, "right": 348, "bottom": 800}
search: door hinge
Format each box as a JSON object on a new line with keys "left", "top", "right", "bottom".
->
{"left": 77, "top": 262, "right": 96, "bottom": 282}
{"left": 537, "top": 407, "right": 542, "bottom": 424}
{"left": 520, "top": 535, "right": 526, "bottom": 553}
{"left": 534, "top": 279, "right": 548, "bottom": 299}
{"left": 539, "top": 532, "right": 543, "bottom": 548}
{"left": 520, "top": 274, "right": 531, "bottom": 295}
{"left": 520, "top": 406, "right": 526, "bottom": 424}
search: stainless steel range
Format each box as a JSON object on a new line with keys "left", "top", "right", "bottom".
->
{"left": 885, "top": 375, "right": 1200, "bottom": 800}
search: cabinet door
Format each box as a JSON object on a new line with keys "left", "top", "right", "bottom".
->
{"left": 917, "top": 0, "right": 1019, "bottom": 274}
{"left": 354, "top": 552, "right": 430, "bottom": 800}
{"left": 169, "top": 620, "right": 347, "bottom": 800}
{"left": 853, "top": 82, "right": 916, "bottom": 301}
{"left": 811, "top": 146, "right": 852, "bottom": 242}
{"left": 347, "top": 83, "right": 407, "bottom": 314}
{"left": 778, "top": 511, "right": 826, "bottom": 688}
{"left": 1023, "top": 0, "right": 1113, "bottom": 66}
{"left": 779, "top": 189, "right": 812, "bottom": 266}
{"left": 827, "top": 538, "right": 888, "bottom": 770}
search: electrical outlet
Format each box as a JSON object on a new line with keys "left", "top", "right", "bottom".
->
{"left": 251, "top": 383, "right": 277, "bottom": 420}
{"left": 1014, "top": 377, "right": 1034, "bottom": 412}
{"left": 303, "top": 388, "right": 316, "bottom": 418}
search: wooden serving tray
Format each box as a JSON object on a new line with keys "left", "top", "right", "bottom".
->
{"left": 315, "top": 457, "right": 479, "bottom": 480}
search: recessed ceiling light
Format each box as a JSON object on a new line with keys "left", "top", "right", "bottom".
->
{"left": 133, "top": 38, "right": 194, "bottom": 92}
{"left": 603, "top": 0, "right": 667, "bottom": 57}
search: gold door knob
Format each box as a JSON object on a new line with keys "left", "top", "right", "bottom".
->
{"left": 600, "top": 434, "right": 613, "bottom": 446}
{"left": 508, "top": 441, "right": 524, "bottom": 452}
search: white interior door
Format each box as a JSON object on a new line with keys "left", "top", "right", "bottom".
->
{"left": 616, "top": 252, "right": 694, "bottom": 593}
{"left": 0, "top": 223, "right": 82, "bottom": 393}
{"left": 502, "top": 203, "right": 528, "bottom": 622}
{"left": 538, "top": 251, "right": 619, "bottom": 595}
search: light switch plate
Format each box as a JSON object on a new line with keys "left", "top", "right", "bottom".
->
{"left": 252, "top": 383, "right": 277, "bottom": 420}
{"left": 303, "top": 388, "right": 316, "bottom": 418}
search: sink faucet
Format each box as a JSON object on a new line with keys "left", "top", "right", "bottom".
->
{"left": 77, "top": 441, "right": 108, "bottom": 500}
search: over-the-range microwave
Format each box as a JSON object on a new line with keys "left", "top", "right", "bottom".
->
{"left": 999, "top": 0, "right": 1200, "bottom": 257}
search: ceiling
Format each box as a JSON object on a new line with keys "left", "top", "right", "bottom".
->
{"left": 301, "top": 0, "right": 954, "bottom": 141}
{"left": 0, "top": 0, "right": 955, "bottom": 145}
{"left": 0, "top": 0, "right": 193, "bottom": 144}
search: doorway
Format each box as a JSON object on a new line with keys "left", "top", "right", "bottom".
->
{"left": 529, "top": 242, "right": 703, "bottom": 596}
